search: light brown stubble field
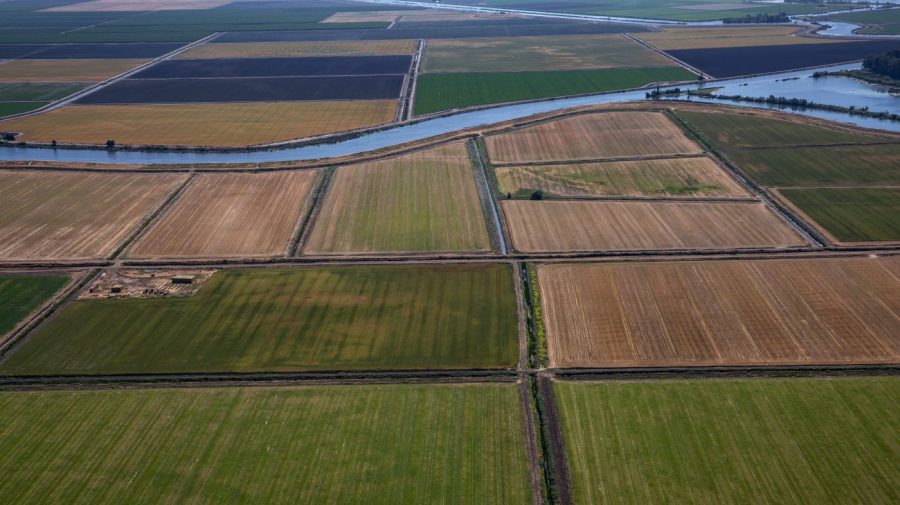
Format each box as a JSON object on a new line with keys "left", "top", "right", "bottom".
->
{"left": 494, "top": 156, "right": 749, "bottom": 198}
{"left": 502, "top": 200, "right": 806, "bottom": 252}
{"left": 305, "top": 142, "right": 492, "bottom": 254}
{"left": 485, "top": 112, "right": 702, "bottom": 163}
{"left": 0, "top": 171, "right": 185, "bottom": 260}
{"left": 129, "top": 171, "right": 317, "bottom": 258}
{"left": 0, "top": 59, "right": 146, "bottom": 82}
{"left": 0, "top": 101, "right": 398, "bottom": 146}
{"left": 635, "top": 26, "right": 836, "bottom": 49}
{"left": 538, "top": 256, "right": 900, "bottom": 367}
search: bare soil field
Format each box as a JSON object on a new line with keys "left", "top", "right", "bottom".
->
{"left": 0, "top": 101, "right": 397, "bottom": 146}
{"left": 539, "top": 256, "right": 900, "bottom": 367}
{"left": 305, "top": 142, "right": 492, "bottom": 254}
{"left": 502, "top": 200, "right": 805, "bottom": 252}
{"left": 422, "top": 34, "right": 674, "bottom": 73}
{"left": 0, "top": 170, "right": 185, "bottom": 260}
{"left": 485, "top": 112, "right": 702, "bottom": 164}
{"left": 44, "top": 0, "right": 233, "bottom": 11}
{"left": 495, "top": 156, "right": 749, "bottom": 198}
{"left": 0, "top": 59, "right": 146, "bottom": 82}
{"left": 129, "top": 171, "right": 317, "bottom": 258}
{"left": 178, "top": 40, "right": 418, "bottom": 59}
{"left": 635, "top": 26, "right": 833, "bottom": 50}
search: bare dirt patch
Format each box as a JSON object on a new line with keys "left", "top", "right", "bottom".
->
{"left": 79, "top": 269, "right": 216, "bottom": 300}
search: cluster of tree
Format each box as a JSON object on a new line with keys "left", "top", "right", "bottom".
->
{"left": 863, "top": 50, "right": 900, "bottom": 79}
{"left": 722, "top": 12, "right": 789, "bottom": 23}
{"left": 706, "top": 93, "right": 900, "bottom": 121}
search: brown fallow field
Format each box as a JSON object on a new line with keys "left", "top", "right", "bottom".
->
{"left": 178, "top": 40, "right": 418, "bottom": 59}
{"left": 634, "top": 26, "right": 835, "bottom": 50}
{"left": 0, "top": 101, "right": 398, "bottom": 147}
{"left": 494, "top": 156, "right": 750, "bottom": 198}
{"left": 502, "top": 200, "right": 806, "bottom": 252}
{"left": 538, "top": 256, "right": 900, "bottom": 367}
{"left": 0, "top": 59, "right": 147, "bottom": 82}
{"left": 0, "top": 170, "right": 185, "bottom": 260}
{"left": 129, "top": 171, "right": 317, "bottom": 258}
{"left": 485, "top": 111, "right": 702, "bottom": 164}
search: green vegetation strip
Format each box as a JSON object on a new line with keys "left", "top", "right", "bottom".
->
{"left": 675, "top": 109, "right": 883, "bottom": 149}
{"left": 0, "top": 102, "right": 48, "bottom": 118}
{"left": 414, "top": 67, "right": 696, "bottom": 115}
{"left": 0, "top": 83, "right": 84, "bottom": 102}
{"left": 779, "top": 187, "right": 900, "bottom": 242}
{"left": 726, "top": 143, "right": 900, "bottom": 187}
{"left": 556, "top": 377, "right": 900, "bottom": 505}
{"left": 0, "top": 275, "right": 69, "bottom": 337}
{"left": 0, "top": 383, "right": 532, "bottom": 504}
{"left": 0, "top": 264, "right": 519, "bottom": 375}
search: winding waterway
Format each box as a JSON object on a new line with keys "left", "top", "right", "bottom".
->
{"left": 0, "top": 66, "right": 897, "bottom": 164}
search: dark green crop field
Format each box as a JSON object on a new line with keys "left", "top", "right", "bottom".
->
{"left": 556, "top": 377, "right": 900, "bottom": 505}
{"left": 0, "top": 264, "right": 519, "bottom": 375}
{"left": 725, "top": 143, "right": 900, "bottom": 186}
{"left": 676, "top": 109, "right": 885, "bottom": 149}
{"left": 0, "top": 383, "right": 532, "bottom": 504}
{"left": 779, "top": 187, "right": 900, "bottom": 242}
{"left": 414, "top": 67, "right": 695, "bottom": 115}
{"left": 0, "top": 102, "right": 47, "bottom": 117}
{"left": 0, "top": 274, "right": 68, "bottom": 336}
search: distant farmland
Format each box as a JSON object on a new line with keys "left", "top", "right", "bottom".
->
{"left": 0, "top": 275, "right": 69, "bottom": 336}
{"left": 666, "top": 40, "right": 900, "bottom": 77}
{"left": 635, "top": 25, "right": 833, "bottom": 50}
{"left": 495, "top": 156, "right": 749, "bottom": 198}
{"left": 502, "top": 200, "right": 804, "bottom": 253}
{"left": 556, "top": 378, "right": 900, "bottom": 504}
{"left": 0, "top": 264, "right": 519, "bottom": 375}
{"left": 178, "top": 40, "right": 418, "bottom": 59}
{"left": 485, "top": 112, "right": 701, "bottom": 163}
{"left": 131, "top": 55, "right": 413, "bottom": 78}
{"left": 306, "top": 143, "right": 492, "bottom": 255}
{"left": 539, "top": 257, "right": 900, "bottom": 368}
{"left": 413, "top": 67, "right": 694, "bottom": 115}
{"left": 0, "top": 101, "right": 398, "bottom": 146}
{"left": 0, "top": 383, "right": 533, "bottom": 504}
{"left": 0, "top": 171, "right": 185, "bottom": 260}
{"left": 675, "top": 109, "right": 888, "bottom": 148}
{"left": 776, "top": 188, "right": 900, "bottom": 243}
{"left": 0, "top": 58, "right": 146, "bottom": 82}
{"left": 129, "top": 171, "right": 317, "bottom": 258}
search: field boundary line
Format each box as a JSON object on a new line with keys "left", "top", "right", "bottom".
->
{"left": 666, "top": 109, "right": 825, "bottom": 247}
{"left": 535, "top": 374, "right": 573, "bottom": 505}
{"left": 623, "top": 32, "right": 709, "bottom": 78}
{"left": 288, "top": 168, "right": 330, "bottom": 256}
{"left": 552, "top": 364, "right": 900, "bottom": 380}
{"left": 399, "top": 39, "right": 424, "bottom": 121}
{"left": 468, "top": 138, "right": 508, "bottom": 255}
{"left": 0, "top": 268, "right": 100, "bottom": 366}
{"left": 520, "top": 378, "right": 547, "bottom": 505}
{"left": 294, "top": 166, "right": 336, "bottom": 256}
{"left": 513, "top": 263, "right": 529, "bottom": 372}
{"left": 490, "top": 152, "right": 709, "bottom": 167}
{"left": 111, "top": 172, "right": 196, "bottom": 260}
{"left": 0, "top": 33, "right": 223, "bottom": 122}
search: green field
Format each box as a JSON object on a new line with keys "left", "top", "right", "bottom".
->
{"left": 726, "top": 144, "right": 900, "bottom": 187}
{"left": 779, "top": 187, "right": 900, "bottom": 242}
{"left": 0, "top": 83, "right": 84, "bottom": 101}
{"left": 831, "top": 8, "right": 900, "bottom": 35}
{"left": 556, "top": 377, "right": 900, "bottom": 505}
{"left": 0, "top": 264, "right": 519, "bottom": 375}
{"left": 414, "top": 67, "right": 696, "bottom": 115}
{"left": 676, "top": 110, "right": 884, "bottom": 149}
{"left": 0, "top": 275, "right": 68, "bottom": 336}
{"left": 422, "top": 34, "right": 674, "bottom": 73}
{"left": 0, "top": 383, "right": 532, "bottom": 504}
{"left": 0, "top": 102, "right": 47, "bottom": 117}
{"left": 305, "top": 144, "right": 493, "bottom": 254}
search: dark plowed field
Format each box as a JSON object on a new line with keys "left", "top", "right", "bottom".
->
{"left": 0, "top": 44, "right": 52, "bottom": 59}
{"left": 214, "top": 21, "right": 648, "bottom": 43}
{"left": 132, "top": 56, "right": 412, "bottom": 79}
{"left": 16, "top": 43, "right": 185, "bottom": 59}
{"left": 667, "top": 41, "right": 900, "bottom": 78}
{"left": 76, "top": 75, "right": 404, "bottom": 103}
